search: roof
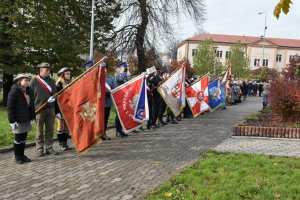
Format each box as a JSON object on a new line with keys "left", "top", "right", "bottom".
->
{"left": 184, "top": 33, "right": 300, "bottom": 48}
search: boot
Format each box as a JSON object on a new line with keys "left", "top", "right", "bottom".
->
{"left": 63, "top": 132, "right": 73, "bottom": 150}
{"left": 57, "top": 132, "right": 66, "bottom": 151}
{"left": 263, "top": 102, "right": 266, "bottom": 109}
{"left": 14, "top": 143, "right": 23, "bottom": 164}
{"left": 20, "top": 143, "right": 31, "bottom": 162}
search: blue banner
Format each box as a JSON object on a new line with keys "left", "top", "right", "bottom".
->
{"left": 208, "top": 78, "right": 222, "bottom": 111}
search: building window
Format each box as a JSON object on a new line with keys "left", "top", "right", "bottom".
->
{"left": 263, "top": 59, "right": 269, "bottom": 67}
{"left": 254, "top": 59, "right": 261, "bottom": 67}
{"left": 289, "top": 55, "right": 299, "bottom": 62}
{"left": 216, "top": 51, "right": 222, "bottom": 58}
{"left": 192, "top": 49, "right": 198, "bottom": 56}
{"left": 225, "top": 51, "right": 231, "bottom": 59}
{"left": 276, "top": 54, "right": 282, "bottom": 62}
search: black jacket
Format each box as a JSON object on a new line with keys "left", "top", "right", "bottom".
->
{"left": 7, "top": 84, "right": 36, "bottom": 123}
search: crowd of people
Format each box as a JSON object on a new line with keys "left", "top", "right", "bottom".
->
{"left": 7, "top": 61, "right": 271, "bottom": 164}
{"left": 225, "top": 79, "right": 271, "bottom": 109}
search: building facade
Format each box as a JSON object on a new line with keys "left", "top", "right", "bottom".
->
{"left": 177, "top": 33, "right": 300, "bottom": 71}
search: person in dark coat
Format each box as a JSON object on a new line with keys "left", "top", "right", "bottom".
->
{"left": 7, "top": 74, "right": 35, "bottom": 164}
{"left": 102, "top": 66, "right": 115, "bottom": 140}
{"left": 55, "top": 67, "right": 73, "bottom": 151}
{"left": 240, "top": 81, "right": 249, "bottom": 101}
{"left": 114, "top": 62, "right": 130, "bottom": 137}
{"left": 258, "top": 82, "right": 263, "bottom": 97}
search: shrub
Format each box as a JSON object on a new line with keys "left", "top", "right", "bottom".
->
{"left": 269, "top": 58, "right": 300, "bottom": 122}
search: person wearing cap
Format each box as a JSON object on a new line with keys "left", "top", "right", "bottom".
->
{"left": 30, "top": 62, "right": 58, "bottom": 157}
{"left": 114, "top": 62, "right": 130, "bottom": 137}
{"left": 146, "top": 67, "right": 157, "bottom": 130}
{"left": 7, "top": 74, "right": 35, "bottom": 164}
{"left": 102, "top": 65, "right": 115, "bottom": 140}
{"left": 157, "top": 70, "right": 168, "bottom": 125}
{"left": 55, "top": 67, "right": 73, "bottom": 150}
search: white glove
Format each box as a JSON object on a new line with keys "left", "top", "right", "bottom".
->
{"left": 10, "top": 122, "right": 19, "bottom": 130}
{"left": 56, "top": 113, "right": 62, "bottom": 120}
{"left": 47, "top": 96, "right": 56, "bottom": 103}
{"left": 30, "top": 120, "right": 35, "bottom": 125}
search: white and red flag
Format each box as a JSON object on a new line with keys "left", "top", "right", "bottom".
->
{"left": 157, "top": 63, "right": 186, "bottom": 117}
{"left": 185, "top": 75, "right": 210, "bottom": 117}
{"left": 111, "top": 74, "right": 149, "bottom": 133}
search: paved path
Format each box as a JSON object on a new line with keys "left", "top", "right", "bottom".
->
{"left": 215, "top": 137, "right": 300, "bottom": 157}
{"left": 0, "top": 97, "right": 261, "bottom": 200}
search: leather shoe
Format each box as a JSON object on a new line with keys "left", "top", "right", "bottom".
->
{"left": 45, "top": 148, "right": 58, "bottom": 155}
{"left": 170, "top": 120, "right": 178, "bottom": 124}
{"left": 21, "top": 155, "right": 31, "bottom": 162}
{"left": 116, "top": 131, "right": 128, "bottom": 137}
{"left": 159, "top": 120, "right": 167, "bottom": 125}
{"left": 101, "top": 135, "right": 112, "bottom": 140}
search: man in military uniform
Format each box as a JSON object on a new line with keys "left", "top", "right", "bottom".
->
{"left": 115, "top": 62, "right": 130, "bottom": 137}
{"left": 103, "top": 65, "right": 115, "bottom": 140}
{"left": 30, "top": 62, "right": 58, "bottom": 156}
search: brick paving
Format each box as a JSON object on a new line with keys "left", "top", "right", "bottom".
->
{"left": 215, "top": 137, "right": 300, "bottom": 157}
{"left": 0, "top": 97, "right": 261, "bottom": 200}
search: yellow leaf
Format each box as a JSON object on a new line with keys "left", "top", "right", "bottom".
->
{"left": 275, "top": 193, "right": 281, "bottom": 199}
{"left": 273, "top": 0, "right": 293, "bottom": 19}
{"left": 164, "top": 192, "right": 172, "bottom": 197}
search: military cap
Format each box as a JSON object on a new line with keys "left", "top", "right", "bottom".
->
{"left": 117, "top": 62, "right": 127, "bottom": 68}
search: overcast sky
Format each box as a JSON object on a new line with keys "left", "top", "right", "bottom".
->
{"left": 173, "top": 0, "right": 300, "bottom": 42}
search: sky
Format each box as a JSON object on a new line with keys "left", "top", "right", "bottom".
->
{"left": 172, "top": 0, "right": 300, "bottom": 43}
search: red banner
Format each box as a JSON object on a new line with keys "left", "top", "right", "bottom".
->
{"left": 57, "top": 66, "right": 105, "bottom": 153}
{"left": 111, "top": 74, "right": 144, "bottom": 132}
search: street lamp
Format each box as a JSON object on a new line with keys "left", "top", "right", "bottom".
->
{"left": 258, "top": 11, "right": 267, "bottom": 67}
{"left": 89, "top": 0, "right": 95, "bottom": 62}
{"left": 213, "top": 46, "right": 218, "bottom": 76}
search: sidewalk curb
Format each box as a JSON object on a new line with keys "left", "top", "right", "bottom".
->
{"left": 231, "top": 135, "right": 300, "bottom": 141}
{"left": 0, "top": 125, "right": 116, "bottom": 153}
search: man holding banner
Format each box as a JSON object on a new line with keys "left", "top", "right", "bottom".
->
{"left": 114, "top": 62, "right": 130, "bottom": 137}
{"left": 30, "top": 62, "right": 58, "bottom": 157}
{"left": 102, "top": 66, "right": 115, "bottom": 140}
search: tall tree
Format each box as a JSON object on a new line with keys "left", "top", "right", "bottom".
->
{"left": 110, "top": 0, "right": 205, "bottom": 73}
{"left": 228, "top": 41, "right": 250, "bottom": 78}
{"left": 193, "top": 39, "right": 224, "bottom": 77}
{"left": 0, "top": 0, "right": 120, "bottom": 105}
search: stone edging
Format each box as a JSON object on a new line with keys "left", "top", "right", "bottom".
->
{"left": 233, "top": 125, "right": 300, "bottom": 139}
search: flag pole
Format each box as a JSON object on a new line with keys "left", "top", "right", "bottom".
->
{"left": 35, "top": 56, "right": 107, "bottom": 114}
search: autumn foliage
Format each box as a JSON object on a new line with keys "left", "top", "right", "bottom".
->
{"left": 269, "top": 57, "right": 300, "bottom": 122}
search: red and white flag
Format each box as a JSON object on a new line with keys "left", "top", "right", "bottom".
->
{"left": 186, "top": 75, "right": 209, "bottom": 117}
{"left": 111, "top": 74, "right": 148, "bottom": 133}
{"left": 157, "top": 63, "right": 186, "bottom": 117}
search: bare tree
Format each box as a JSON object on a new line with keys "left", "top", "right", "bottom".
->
{"left": 109, "top": 0, "right": 206, "bottom": 73}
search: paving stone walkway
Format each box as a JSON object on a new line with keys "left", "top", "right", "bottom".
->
{"left": 0, "top": 97, "right": 261, "bottom": 200}
{"left": 215, "top": 137, "right": 300, "bottom": 157}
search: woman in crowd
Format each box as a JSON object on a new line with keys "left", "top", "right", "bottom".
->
{"left": 7, "top": 74, "right": 35, "bottom": 164}
{"left": 55, "top": 67, "right": 73, "bottom": 151}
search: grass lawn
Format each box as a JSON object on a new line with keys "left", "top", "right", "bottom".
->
{"left": 147, "top": 152, "right": 300, "bottom": 200}
{"left": 0, "top": 105, "right": 116, "bottom": 148}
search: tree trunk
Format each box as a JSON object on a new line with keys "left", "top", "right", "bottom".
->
{"left": 135, "top": 0, "right": 148, "bottom": 73}
{"left": 1, "top": 73, "right": 13, "bottom": 106}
